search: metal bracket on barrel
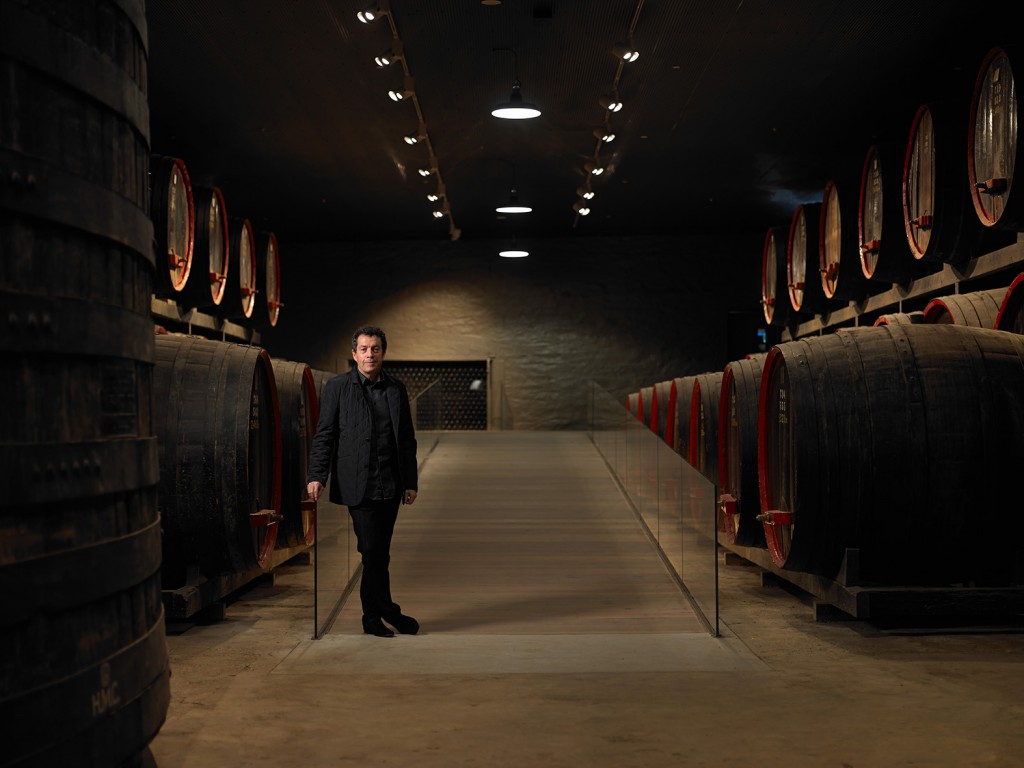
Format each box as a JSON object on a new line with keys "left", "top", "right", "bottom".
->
{"left": 756, "top": 509, "right": 793, "bottom": 526}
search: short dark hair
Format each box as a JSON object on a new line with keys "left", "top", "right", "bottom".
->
{"left": 351, "top": 325, "right": 387, "bottom": 352}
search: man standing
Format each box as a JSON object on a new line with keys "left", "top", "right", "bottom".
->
{"left": 306, "top": 325, "right": 419, "bottom": 638}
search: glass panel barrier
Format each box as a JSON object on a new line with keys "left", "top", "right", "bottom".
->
{"left": 589, "top": 381, "right": 719, "bottom": 635}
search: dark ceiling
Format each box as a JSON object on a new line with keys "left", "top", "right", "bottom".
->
{"left": 145, "top": 0, "right": 998, "bottom": 248}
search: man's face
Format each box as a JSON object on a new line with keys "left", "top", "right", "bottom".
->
{"left": 352, "top": 334, "right": 385, "bottom": 380}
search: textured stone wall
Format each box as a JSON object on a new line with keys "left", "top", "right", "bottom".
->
{"left": 263, "top": 233, "right": 762, "bottom": 430}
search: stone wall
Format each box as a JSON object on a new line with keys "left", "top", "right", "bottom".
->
{"left": 262, "top": 233, "right": 763, "bottom": 430}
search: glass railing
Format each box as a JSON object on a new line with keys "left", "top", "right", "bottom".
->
{"left": 588, "top": 381, "right": 719, "bottom": 635}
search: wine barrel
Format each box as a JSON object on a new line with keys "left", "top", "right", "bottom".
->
{"left": 718, "top": 354, "right": 767, "bottom": 548}
{"left": 271, "top": 358, "right": 318, "bottom": 548}
{"left": 219, "top": 216, "right": 258, "bottom": 321}
{"left": 758, "top": 324, "right": 1024, "bottom": 585}
{"left": 672, "top": 375, "right": 697, "bottom": 459}
{"left": 251, "top": 230, "right": 282, "bottom": 329}
{"left": 787, "top": 202, "right": 830, "bottom": 315}
{"left": 651, "top": 379, "right": 675, "bottom": 444}
{"left": 154, "top": 335, "right": 282, "bottom": 589}
{"left": 820, "top": 176, "right": 869, "bottom": 302}
{"left": 859, "top": 141, "right": 926, "bottom": 286}
{"left": 639, "top": 385, "right": 654, "bottom": 432}
{"left": 922, "top": 286, "right": 1008, "bottom": 327}
{"left": 968, "top": 46, "right": 1023, "bottom": 232}
{"left": 903, "top": 100, "right": 981, "bottom": 264}
{"left": 626, "top": 391, "right": 640, "bottom": 418}
{"left": 761, "top": 225, "right": 789, "bottom": 327}
{"left": 873, "top": 311, "right": 924, "bottom": 326}
{"left": 688, "top": 371, "right": 723, "bottom": 482}
{"left": 0, "top": 1, "right": 170, "bottom": 764}
{"left": 150, "top": 154, "right": 195, "bottom": 297}
{"left": 180, "top": 185, "right": 229, "bottom": 310}
{"left": 311, "top": 368, "right": 338, "bottom": 402}
{"left": 995, "top": 272, "right": 1024, "bottom": 333}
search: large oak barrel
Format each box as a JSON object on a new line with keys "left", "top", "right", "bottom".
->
{"left": 638, "top": 385, "right": 654, "bottom": 432}
{"left": 787, "top": 202, "right": 830, "bottom": 316}
{"left": 718, "top": 354, "right": 767, "bottom": 547}
{"left": 922, "top": 286, "right": 1009, "bottom": 327}
{"left": 761, "top": 225, "right": 789, "bottom": 327}
{"left": 873, "top": 311, "right": 924, "bottom": 326}
{"left": 271, "top": 358, "right": 318, "bottom": 548}
{"left": 995, "top": 272, "right": 1024, "bottom": 333}
{"left": 251, "top": 230, "right": 281, "bottom": 329}
{"left": 150, "top": 154, "right": 195, "bottom": 298}
{"left": 820, "top": 176, "right": 869, "bottom": 302}
{"left": 219, "top": 216, "right": 257, "bottom": 322}
{"left": 968, "top": 46, "right": 1023, "bottom": 232}
{"left": 626, "top": 391, "right": 640, "bottom": 418}
{"left": 858, "top": 141, "right": 926, "bottom": 286}
{"left": 179, "top": 184, "right": 229, "bottom": 311}
{"left": 651, "top": 379, "right": 675, "bottom": 444}
{"left": 0, "top": 1, "right": 170, "bottom": 764}
{"left": 757, "top": 324, "right": 1024, "bottom": 585}
{"left": 672, "top": 375, "right": 697, "bottom": 458}
{"left": 688, "top": 371, "right": 723, "bottom": 482}
{"left": 154, "top": 335, "right": 282, "bottom": 589}
{"left": 903, "top": 101, "right": 982, "bottom": 264}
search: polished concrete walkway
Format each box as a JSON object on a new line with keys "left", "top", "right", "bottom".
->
{"left": 150, "top": 432, "right": 1024, "bottom": 767}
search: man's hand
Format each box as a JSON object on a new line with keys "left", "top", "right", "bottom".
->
{"left": 307, "top": 481, "right": 323, "bottom": 502}
{"left": 402, "top": 489, "right": 417, "bottom": 505}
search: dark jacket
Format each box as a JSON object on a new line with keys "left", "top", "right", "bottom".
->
{"left": 307, "top": 367, "right": 418, "bottom": 505}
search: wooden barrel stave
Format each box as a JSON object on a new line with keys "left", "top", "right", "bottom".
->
{"left": 718, "top": 354, "right": 767, "bottom": 547}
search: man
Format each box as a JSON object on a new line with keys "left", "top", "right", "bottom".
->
{"left": 306, "top": 325, "right": 419, "bottom": 638}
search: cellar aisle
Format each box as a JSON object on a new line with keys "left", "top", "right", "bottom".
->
{"left": 149, "top": 432, "right": 1024, "bottom": 768}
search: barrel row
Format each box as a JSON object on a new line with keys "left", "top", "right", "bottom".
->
{"left": 762, "top": 44, "right": 1022, "bottom": 327}
{"left": 150, "top": 154, "right": 282, "bottom": 329}
{"left": 629, "top": 306, "right": 1024, "bottom": 586}
{"left": 153, "top": 334, "right": 327, "bottom": 590}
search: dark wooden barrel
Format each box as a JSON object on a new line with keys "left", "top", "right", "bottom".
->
{"left": 639, "top": 385, "right": 654, "bottom": 432}
{"left": 787, "top": 202, "right": 830, "bottom": 316}
{"left": 903, "top": 100, "right": 983, "bottom": 264}
{"left": 0, "top": 1, "right": 170, "bottom": 764}
{"left": 873, "top": 311, "right": 924, "bottom": 326}
{"left": 150, "top": 154, "right": 195, "bottom": 298}
{"left": 968, "top": 46, "right": 1023, "bottom": 232}
{"left": 922, "top": 286, "right": 1008, "bottom": 327}
{"left": 761, "top": 225, "right": 789, "bottom": 327}
{"left": 180, "top": 185, "right": 229, "bottom": 310}
{"left": 820, "top": 176, "right": 869, "bottom": 302}
{"left": 626, "top": 391, "right": 640, "bottom": 418}
{"left": 718, "top": 354, "right": 767, "bottom": 548}
{"left": 688, "top": 371, "right": 724, "bottom": 482}
{"left": 859, "top": 141, "right": 926, "bottom": 286}
{"left": 251, "top": 230, "right": 282, "bottom": 329}
{"left": 757, "top": 324, "right": 1024, "bottom": 585}
{"left": 154, "top": 335, "right": 282, "bottom": 589}
{"left": 219, "top": 216, "right": 258, "bottom": 321}
{"left": 995, "top": 272, "right": 1024, "bottom": 333}
{"left": 672, "top": 375, "right": 697, "bottom": 458}
{"left": 651, "top": 379, "right": 675, "bottom": 444}
{"left": 271, "top": 358, "right": 319, "bottom": 548}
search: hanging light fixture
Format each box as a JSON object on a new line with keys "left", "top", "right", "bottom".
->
{"left": 491, "top": 48, "right": 541, "bottom": 119}
{"left": 357, "top": 1, "right": 388, "bottom": 23}
{"left": 499, "top": 238, "right": 529, "bottom": 258}
{"left": 496, "top": 188, "right": 532, "bottom": 213}
{"left": 612, "top": 37, "right": 640, "bottom": 62}
{"left": 599, "top": 93, "right": 623, "bottom": 112}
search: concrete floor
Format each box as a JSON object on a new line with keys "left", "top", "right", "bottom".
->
{"left": 149, "top": 432, "right": 1024, "bottom": 767}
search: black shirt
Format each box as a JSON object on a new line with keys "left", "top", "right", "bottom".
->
{"left": 358, "top": 371, "right": 399, "bottom": 501}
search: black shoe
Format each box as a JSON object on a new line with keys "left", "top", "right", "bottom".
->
{"left": 362, "top": 617, "right": 395, "bottom": 637}
{"left": 383, "top": 612, "right": 420, "bottom": 635}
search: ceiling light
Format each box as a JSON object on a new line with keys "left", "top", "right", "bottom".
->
{"left": 613, "top": 38, "right": 640, "bottom": 62}
{"left": 388, "top": 75, "right": 415, "bottom": 102}
{"left": 492, "top": 81, "right": 541, "bottom": 119}
{"left": 495, "top": 187, "right": 532, "bottom": 214}
{"left": 573, "top": 201, "right": 591, "bottom": 216}
{"left": 418, "top": 167, "right": 432, "bottom": 177}
{"left": 499, "top": 248, "right": 528, "bottom": 258}
{"left": 404, "top": 122, "right": 427, "bottom": 145}
{"left": 432, "top": 210, "right": 444, "bottom": 219}
{"left": 593, "top": 127, "right": 616, "bottom": 143}
{"left": 584, "top": 160, "right": 605, "bottom": 176}
{"left": 375, "top": 41, "right": 403, "bottom": 68}
{"left": 357, "top": 2, "right": 387, "bottom": 23}
{"left": 576, "top": 185, "right": 595, "bottom": 200}
{"left": 404, "top": 132, "right": 420, "bottom": 145}
{"left": 426, "top": 193, "right": 440, "bottom": 202}
{"left": 599, "top": 93, "right": 623, "bottom": 112}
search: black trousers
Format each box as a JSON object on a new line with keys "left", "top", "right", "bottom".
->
{"left": 348, "top": 497, "right": 401, "bottom": 620}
